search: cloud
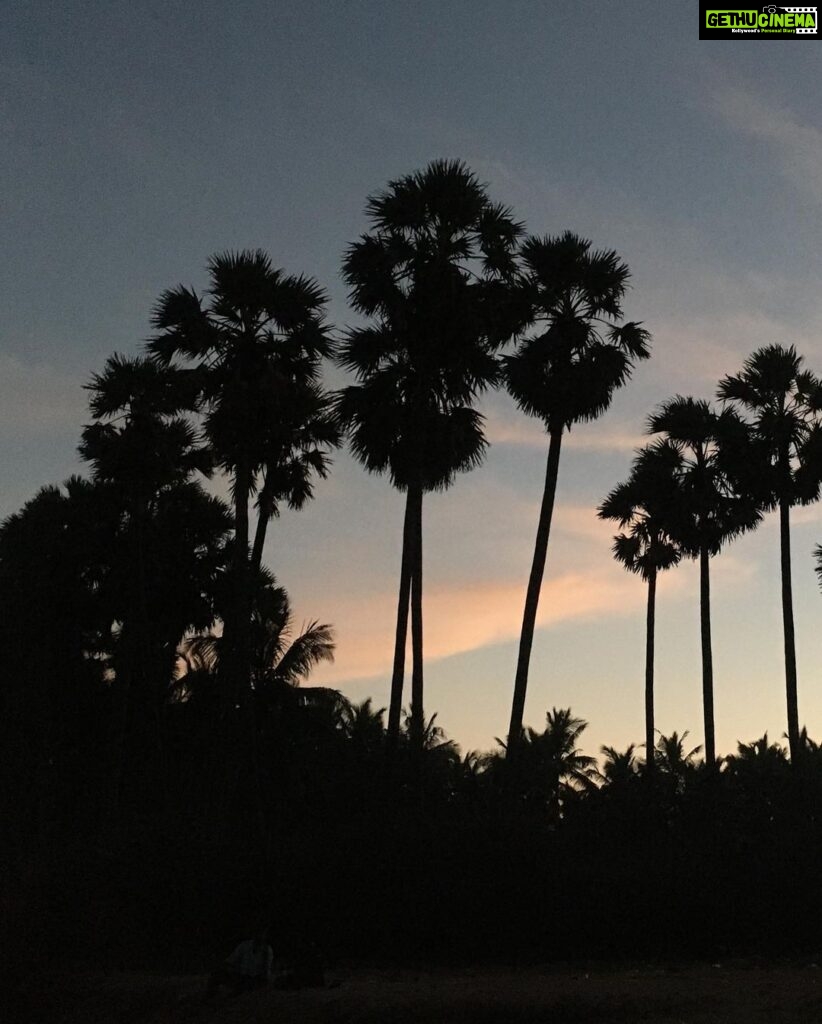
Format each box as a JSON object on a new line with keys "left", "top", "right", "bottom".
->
{"left": 310, "top": 567, "right": 649, "bottom": 687}
{"left": 711, "top": 84, "right": 822, "bottom": 208}
{"left": 483, "top": 404, "right": 643, "bottom": 454}
{"left": 649, "top": 312, "right": 780, "bottom": 389}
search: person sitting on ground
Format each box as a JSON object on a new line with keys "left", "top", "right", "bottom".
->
{"left": 207, "top": 929, "right": 273, "bottom": 997}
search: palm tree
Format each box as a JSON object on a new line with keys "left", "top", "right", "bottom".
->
{"left": 646, "top": 397, "right": 762, "bottom": 766}
{"left": 598, "top": 744, "right": 640, "bottom": 786}
{"left": 79, "top": 354, "right": 230, "bottom": 815}
{"left": 176, "top": 572, "right": 335, "bottom": 706}
{"left": 718, "top": 345, "right": 822, "bottom": 762}
{"left": 654, "top": 730, "right": 702, "bottom": 782}
{"left": 504, "top": 232, "right": 651, "bottom": 756}
{"left": 338, "top": 699, "right": 387, "bottom": 759}
{"left": 501, "top": 707, "right": 597, "bottom": 817}
{"left": 723, "top": 733, "right": 790, "bottom": 825}
{"left": 599, "top": 444, "right": 682, "bottom": 774}
{"left": 79, "top": 354, "right": 219, "bottom": 654}
{"left": 337, "top": 159, "right": 524, "bottom": 755}
{"left": 148, "top": 250, "right": 338, "bottom": 708}
{"left": 727, "top": 732, "right": 788, "bottom": 774}
{"left": 174, "top": 571, "right": 336, "bottom": 857}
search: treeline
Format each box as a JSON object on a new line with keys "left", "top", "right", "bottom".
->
{"left": 3, "top": 159, "right": 822, "bottom": 973}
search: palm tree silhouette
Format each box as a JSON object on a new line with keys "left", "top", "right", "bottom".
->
{"left": 654, "top": 730, "right": 702, "bottom": 779}
{"left": 726, "top": 732, "right": 788, "bottom": 778}
{"left": 718, "top": 345, "right": 822, "bottom": 762}
{"left": 79, "top": 354, "right": 228, "bottom": 814}
{"left": 504, "top": 232, "right": 650, "bottom": 756}
{"left": 646, "top": 397, "right": 762, "bottom": 766}
{"left": 599, "top": 444, "right": 681, "bottom": 774}
{"left": 598, "top": 744, "right": 640, "bottom": 786}
{"left": 175, "top": 572, "right": 336, "bottom": 856}
{"left": 338, "top": 698, "right": 387, "bottom": 760}
{"left": 148, "top": 251, "right": 338, "bottom": 709}
{"left": 177, "top": 570, "right": 334, "bottom": 704}
{"left": 498, "top": 707, "right": 597, "bottom": 817}
{"left": 336, "top": 160, "right": 523, "bottom": 755}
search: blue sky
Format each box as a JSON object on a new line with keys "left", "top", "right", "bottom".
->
{"left": 3, "top": 1, "right": 822, "bottom": 758}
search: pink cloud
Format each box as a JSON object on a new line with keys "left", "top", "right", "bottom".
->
{"left": 483, "top": 405, "right": 643, "bottom": 454}
{"left": 310, "top": 568, "right": 647, "bottom": 687}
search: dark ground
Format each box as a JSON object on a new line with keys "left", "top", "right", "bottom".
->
{"left": 8, "top": 960, "right": 822, "bottom": 1024}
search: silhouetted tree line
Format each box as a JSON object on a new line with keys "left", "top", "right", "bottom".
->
{"left": 3, "top": 160, "right": 822, "bottom": 974}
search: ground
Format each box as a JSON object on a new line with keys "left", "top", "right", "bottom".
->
{"left": 9, "top": 961, "right": 822, "bottom": 1023}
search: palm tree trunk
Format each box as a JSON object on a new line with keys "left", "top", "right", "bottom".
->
{"left": 409, "top": 484, "right": 424, "bottom": 760}
{"left": 230, "top": 461, "right": 253, "bottom": 707}
{"left": 700, "top": 545, "right": 716, "bottom": 767}
{"left": 233, "top": 463, "right": 271, "bottom": 857}
{"left": 645, "top": 568, "right": 657, "bottom": 776}
{"left": 134, "top": 505, "right": 166, "bottom": 805}
{"left": 508, "top": 427, "right": 563, "bottom": 757}
{"left": 387, "top": 489, "right": 414, "bottom": 752}
{"left": 251, "top": 470, "right": 276, "bottom": 576}
{"left": 780, "top": 495, "right": 800, "bottom": 762}
{"left": 213, "top": 462, "right": 252, "bottom": 823}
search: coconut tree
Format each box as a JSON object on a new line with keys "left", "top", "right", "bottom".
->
{"left": 504, "top": 232, "right": 651, "bottom": 756}
{"left": 176, "top": 571, "right": 334, "bottom": 706}
{"left": 174, "top": 571, "right": 336, "bottom": 853}
{"left": 646, "top": 397, "right": 762, "bottom": 766}
{"left": 653, "top": 730, "right": 703, "bottom": 804}
{"left": 148, "top": 251, "right": 338, "bottom": 707}
{"left": 726, "top": 733, "right": 788, "bottom": 776}
{"left": 654, "top": 730, "right": 702, "bottom": 776}
{"left": 338, "top": 699, "right": 387, "bottom": 758}
{"left": 718, "top": 345, "right": 822, "bottom": 762}
{"left": 599, "top": 444, "right": 682, "bottom": 773}
{"left": 337, "top": 159, "right": 524, "bottom": 755}
{"left": 598, "top": 744, "right": 640, "bottom": 787}
{"left": 495, "top": 707, "right": 597, "bottom": 817}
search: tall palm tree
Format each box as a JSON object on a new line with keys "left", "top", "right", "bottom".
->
{"left": 148, "top": 251, "right": 338, "bottom": 707}
{"left": 599, "top": 444, "right": 682, "bottom": 773}
{"left": 504, "top": 232, "right": 651, "bottom": 756}
{"left": 646, "top": 397, "right": 762, "bottom": 766}
{"left": 336, "top": 159, "right": 524, "bottom": 755}
{"left": 718, "top": 345, "right": 822, "bottom": 762}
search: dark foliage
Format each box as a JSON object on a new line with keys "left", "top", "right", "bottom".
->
{"left": 5, "top": 170, "right": 822, "bottom": 995}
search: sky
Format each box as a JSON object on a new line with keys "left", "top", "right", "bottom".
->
{"left": 4, "top": 1, "right": 822, "bottom": 760}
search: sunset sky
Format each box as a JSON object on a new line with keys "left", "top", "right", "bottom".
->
{"left": 4, "top": 1, "right": 822, "bottom": 759}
